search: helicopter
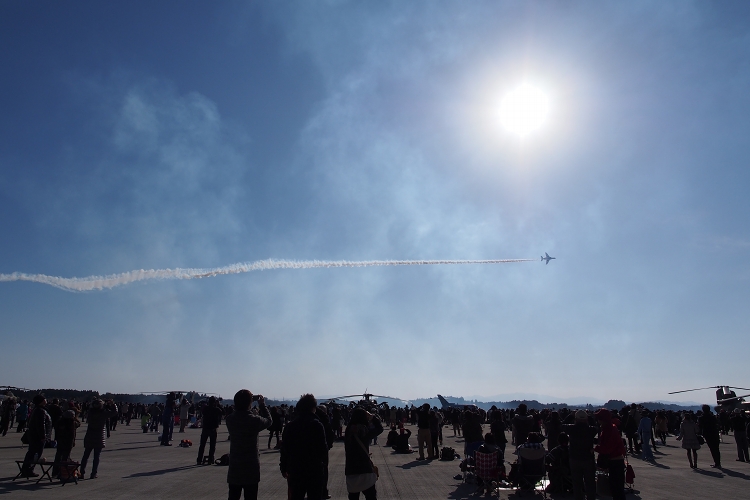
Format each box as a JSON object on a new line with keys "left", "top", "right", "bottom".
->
{"left": 668, "top": 385, "right": 750, "bottom": 412}
{"left": 326, "top": 391, "right": 411, "bottom": 408}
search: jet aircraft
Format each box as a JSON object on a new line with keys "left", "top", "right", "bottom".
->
{"left": 437, "top": 394, "right": 477, "bottom": 411}
{"left": 541, "top": 253, "right": 556, "bottom": 265}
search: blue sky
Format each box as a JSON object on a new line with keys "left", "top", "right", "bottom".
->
{"left": 1, "top": 1, "right": 749, "bottom": 405}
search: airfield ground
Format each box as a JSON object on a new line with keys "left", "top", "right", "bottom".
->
{"left": 1, "top": 421, "right": 748, "bottom": 499}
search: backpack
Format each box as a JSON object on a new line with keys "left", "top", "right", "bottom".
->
{"left": 440, "top": 446, "right": 456, "bottom": 461}
{"left": 215, "top": 453, "right": 230, "bottom": 466}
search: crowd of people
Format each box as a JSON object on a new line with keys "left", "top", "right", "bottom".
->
{"left": 2, "top": 390, "right": 749, "bottom": 500}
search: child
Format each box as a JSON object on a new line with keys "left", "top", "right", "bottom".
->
{"left": 141, "top": 413, "right": 150, "bottom": 433}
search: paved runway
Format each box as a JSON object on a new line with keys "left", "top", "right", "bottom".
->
{"left": 1, "top": 421, "right": 748, "bottom": 498}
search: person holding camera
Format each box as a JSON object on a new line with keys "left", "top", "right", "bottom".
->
{"left": 225, "top": 390, "right": 272, "bottom": 500}
{"left": 345, "top": 407, "right": 383, "bottom": 500}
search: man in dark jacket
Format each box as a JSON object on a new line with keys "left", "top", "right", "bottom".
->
{"left": 316, "top": 405, "right": 336, "bottom": 499}
{"left": 416, "top": 404, "right": 433, "bottom": 460}
{"left": 730, "top": 409, "right": 749, "bottom": 462}
{"left": 20, "top": 395, "right": 51, "bottom": 477}
{"left": 197, "top": 396, "right": 223, "bottom": 465}
{"left": 280, "top": 394, "right": 329, "bottom": 500}
{"left": 562, "top": 410, "right": 597, "bottom": 500}
{"left": 46, "top": 399, "right": 63, "bottom": 438}
{"left": 512, "top": 404, "right": 534, "bottom": 446}
{"left": 699, "top": 405, "right": 722, "bottom": 468}
{"left": 52, "top": 409, "right": 80, "bottom": 477}
{"left": 225, "top": 390, "right": 272, "bottom": 500}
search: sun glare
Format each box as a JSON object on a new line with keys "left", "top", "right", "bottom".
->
{"left": 499, "top": 83, "right": 550, "bottom": 138}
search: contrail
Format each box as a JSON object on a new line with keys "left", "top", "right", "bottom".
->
{"left": 0, "top": 258, "right": 536, "bottom": 292}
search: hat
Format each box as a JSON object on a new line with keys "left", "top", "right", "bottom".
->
{"left": 575, "top": 410, "right": 588, "bottom": 421}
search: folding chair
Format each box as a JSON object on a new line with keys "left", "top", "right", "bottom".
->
{"left": 516, "top": 447, "right": 547, "bottom": 498}
{"left": 462, "top": 440, "right": 482, "bottom": 482}
{"left": 475, "top": 449, "right": 501, "bottom": 495}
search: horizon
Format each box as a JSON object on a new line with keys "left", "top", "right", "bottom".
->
{"left": 2, "top": 1, "right": 749, "bottom": 403}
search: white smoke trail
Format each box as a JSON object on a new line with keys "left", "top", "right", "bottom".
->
{"left": 0, "top": 258, "right": 536, "bottom": 292}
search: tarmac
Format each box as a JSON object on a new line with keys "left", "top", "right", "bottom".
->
{"left": 1, "top": 421, "right": 748, "bottom": 499}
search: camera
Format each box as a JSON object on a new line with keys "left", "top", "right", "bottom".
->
{"left": 252, "top": 395, "right": 261, "bottom": 402}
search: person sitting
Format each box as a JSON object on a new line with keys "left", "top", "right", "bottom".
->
{"left": 385, "top": 425, "right": 399, "bottom": 447}
{"left": 392, "top": 427, "right": 413, "bottom": 453}
{"left": 476, "top": 433, "right": 504, "bottom": 494}
{"left": 478, "top": 433, "right": 502, "bottom": 464}
{"left": 546, "top": 432, "right": 572, "bottom": 494}
{"left": 509, "top": 431, "right": 546, "bottom": 488}
{"left": 515, "top": 432, "right": 546, "bottom": 453}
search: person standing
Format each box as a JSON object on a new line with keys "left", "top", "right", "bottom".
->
{"left": 562, "top": 410, "right": 597, "bottom": 500}
{"left": 489, "top": 410, "right": 508, "bottom": 462}
{"left": 677, "top": 412, "right": 701, "bottom": 468}
{"left": 730, "top": 409, "right": 749, "bottom": 462}
{"left": 594, "top": 409, "right": 626, "bottom": 500}
{"left": 52, "top": 409, "right": 80, "bottom": 477}
{"left": 638, "top": 411, "right": 654, "bottom": 461}
{"left": 268, "top": 406, "right": 283, "bottom": 449}
{"left": 179, "top": 398, "right": 190, "bottom": 433}
{"left": 316, "top": 405, "right": 336, "bottom": 500}
{"left": 161, "top": 393, "right": 176, "bottom": 445}
{"left": 20, "top": 395, "right": 51, "bottom": 477}
{"left": 416, "top": 404, "right": 433, "bottom": 460}
{"left": 512, "top": 404, "right": 534, "bottom": 446}
{"left": 197, "top": 396, "right": 222, "bottom": 465}
{"left": 80, "top": 399, "right": 112, "bottom": 479}
{"left": 699, "top": 405, "right": 722, "bottom": 468}
{"left": 344, "top": 407, "right": 383, "bottom": 500}
{"left": 280, "top": 394, "right": 329, "bottom": 500}
{"left": 225, "top": 390, "right": 272, "bottom": 500}
{"left": 0, "top": 394, "right": 16, "bottom": 436}
{"left": 16, "top": 399, "right": 28, "bottom": 433}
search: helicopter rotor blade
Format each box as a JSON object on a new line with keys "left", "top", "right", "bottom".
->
{"left": 718, "top": 394, "right": 750, "bottom": 404}
{"left": 668, "top": 387, "right": 721, "bottom": 395}
{"left": 727, "top": 387, "right": 750, "bottom": 392}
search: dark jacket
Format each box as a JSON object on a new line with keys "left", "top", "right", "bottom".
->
{"left": 84, "top": 408, "right": 111, "bottom": 449}
{"left": 46, "top": 404, "right": 63, "bottom": 428}
{"left": 26, "top": 406, "right": 51, "bottom": 443}
{"left": 699, "top": 411, "right": 720, "bottom": 442}
{"left": 315, "top": 408, "right": 335, "bottom": 451}
{"left": 54, "top": 415, "right": 80, "bottom": 449}
{"left": 562, "top": 422, "right": 598, "bottom": 460}
{"left": 512, "top": 414, "right": 534, "bottom": 445}
{"left": 225, "top": 404, "right": 272, "bottom": 485}
{"left": 202, "top": 406, "right": 223, "bottom": 431}
{"left": 345, "top": 418, "right": 383, "bottom": 476}
{"left": 279, "top": 412, "right": 328, "bottom": 480}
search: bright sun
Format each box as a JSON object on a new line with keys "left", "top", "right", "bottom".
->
{"left": 499, "top": 83, "right": 550, "bottom": 138}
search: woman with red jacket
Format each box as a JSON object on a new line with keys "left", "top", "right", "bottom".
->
{"left": 594, "top": 409, "right": 626, "bottom": 500}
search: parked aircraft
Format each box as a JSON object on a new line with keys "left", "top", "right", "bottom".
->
{"left": 669, "top": 385, "right": 750, "bottom": 412}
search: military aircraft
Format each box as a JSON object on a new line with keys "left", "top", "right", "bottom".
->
{"left": 327, "top": 392, "right": 410, "bottom": 407}
{"left": 541, "top": 253, "right": 556, "bottom": 265}
{"left": 437, "top": 394, "right": 477, "bottom": 411}
{"left": 668, "top": 385, "right": 750, "bottom": 412}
